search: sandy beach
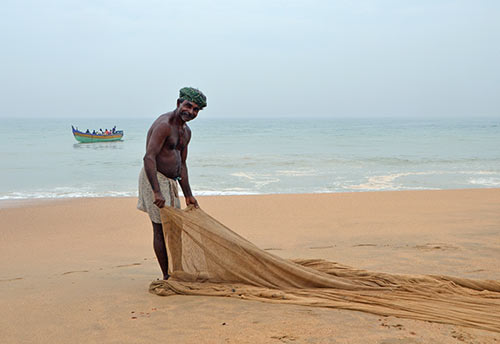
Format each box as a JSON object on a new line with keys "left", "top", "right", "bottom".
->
{"left": 1, "top": 189, "right": 500, "bottom": 343}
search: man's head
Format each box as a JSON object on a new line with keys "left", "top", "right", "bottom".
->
{"left": 176, "top": 87, "right": 207, "bottom": 122}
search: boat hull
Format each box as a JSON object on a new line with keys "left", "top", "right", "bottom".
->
{"left": 72, "top": 127, "right": 124, "bottom": 143}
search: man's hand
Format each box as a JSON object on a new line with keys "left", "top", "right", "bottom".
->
{"left": 153, "top": 191, "right": 166, "bottom": 208}
{"left": 185, "top": 196, "right": 199, "bottom": 208}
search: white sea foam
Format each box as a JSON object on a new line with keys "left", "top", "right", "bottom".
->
{"left": 469, "top": 177, "right": 500, "bottom": 186}
{"left": 0, "top": 190, "right": 138, "bottom": 200}
{"left": 474, "top": 171, "right": 498, "bottom": 175}
{"left": 230, "top": 172, "right": 280, "bottom": 188}
{"left": 348, "top": 170, "right": 500, "bottom": 191}
{"left": 194, "top": 190, "right": 261, "bottom": 196}
{"left": 230, "top": 172, "right": 255, "bottom": 180}
{"left": 348, "top": 172, "right": 434, "bottom": 191}
{"left": 276, "top": 169, "right": 318, "bottom": 177}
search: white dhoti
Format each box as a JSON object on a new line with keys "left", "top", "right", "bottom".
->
{"left": 137, "top": 168, "right": 181, "bottom": 223}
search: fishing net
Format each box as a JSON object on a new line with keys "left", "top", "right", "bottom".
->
{"left": 149, "top": 206, "right": 500, "bottom": 332}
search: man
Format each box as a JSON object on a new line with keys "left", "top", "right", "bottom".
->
{"left": 137, "top": 87, "right": 207, "bottom": 280}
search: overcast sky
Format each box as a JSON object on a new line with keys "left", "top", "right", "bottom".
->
{"left": 1, "top": 0, "right": 499, "bottom": 118}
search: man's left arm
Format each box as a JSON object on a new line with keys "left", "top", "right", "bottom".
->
{"left": 179, "top": 134, "right": 199, "bottom": 208}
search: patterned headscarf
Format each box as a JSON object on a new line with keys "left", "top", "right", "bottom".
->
{"left": 179, "top": 87, "right": 207, "bottom": 109}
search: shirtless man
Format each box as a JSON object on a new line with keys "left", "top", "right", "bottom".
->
{"left": 137, "top": 87, "right": 207, "bottom": 280}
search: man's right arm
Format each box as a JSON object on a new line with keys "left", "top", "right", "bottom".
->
{"left": 143, "top": 122, "right": 170, "bottom": 208}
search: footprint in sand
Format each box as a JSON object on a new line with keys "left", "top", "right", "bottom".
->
{"left": 309, "top": 245, "right": 334, "bottom": 249}
{"left": 270, "top": 335, "right": 297, "bottom": 342}
{"left": 451, "top": 329, "right": 475, "bottom": 342}
{"left": 379, "top": 338, "right": 419, "bottom": 344}
{"left": 114, "top": 263, "right": 142, "bottom": 268}
{"left": 130, "top": 310, "right": 151, "bottom": 319}
{"left": 352, "top": 243, "right": 377, "bottom": 247}
{"left": 61, "top": 270, "right": 89, "bottom": 275}
{"left": 0, "top": 277, "right": 24, "bottom": 282}
{"left": 380, "top": 321, "right": 405, "bottom": 331}
{"left": 415, "top": 243, "right": 458, "bottom": 251}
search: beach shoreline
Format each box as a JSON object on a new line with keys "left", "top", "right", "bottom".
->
{"left": 1, "top": 186, "right": 499, "bottom": 206}
{"left": 1, "top": 189, "right": 499, "bottom": 343}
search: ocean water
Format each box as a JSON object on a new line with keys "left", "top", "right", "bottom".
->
{"left": 0, "top": 117, "right": 499, "bottom": 200}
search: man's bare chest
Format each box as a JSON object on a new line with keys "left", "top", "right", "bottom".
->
{"left": 163, "top": 130, "right": 188, "bottom": 151}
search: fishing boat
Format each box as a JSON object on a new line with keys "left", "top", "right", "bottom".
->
{"left": 72, "top": 126, "right": 124, "bottom": 143}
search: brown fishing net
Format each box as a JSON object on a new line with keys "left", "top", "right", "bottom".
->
{"left": 149, "top": 206, "right": 500, "bottom": 332}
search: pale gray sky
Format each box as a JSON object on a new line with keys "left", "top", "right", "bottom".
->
{"left": 1, "top": 0, "right": 499, "bottom": 118}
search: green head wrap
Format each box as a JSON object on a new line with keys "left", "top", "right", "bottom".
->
{"left": 179, "top": 87, "right": 207, "bottom": 109}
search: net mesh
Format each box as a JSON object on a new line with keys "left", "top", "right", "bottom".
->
{"left": 150, "top": 206, "right": 500, "bottom": 332}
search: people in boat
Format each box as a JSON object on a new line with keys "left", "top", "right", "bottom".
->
{"left": 75, "top": 127, "right": 119, "bottom": 136}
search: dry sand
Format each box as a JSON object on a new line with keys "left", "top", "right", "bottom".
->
{"left": 1, "top": 189, "right": 499, "bottom": 343}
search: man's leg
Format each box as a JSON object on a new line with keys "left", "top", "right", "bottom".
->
{"left": 152, "top": 222, "right": 169, "bottom": 280}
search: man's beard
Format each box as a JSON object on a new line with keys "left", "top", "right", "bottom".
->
{"left": 180, "top": 111, "right": 196, "bottom": 121}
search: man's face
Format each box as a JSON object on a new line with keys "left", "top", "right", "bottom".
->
{"left": 178, "top": 100, "right": 200, "bottom": 122}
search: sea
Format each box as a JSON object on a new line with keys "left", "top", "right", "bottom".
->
{"left": 1, "top": 117, "right": 499, "bottom": 200}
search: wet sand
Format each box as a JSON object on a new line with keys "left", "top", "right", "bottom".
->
{"left": 1, "top": 189, "right": 499, "bottom": 343}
